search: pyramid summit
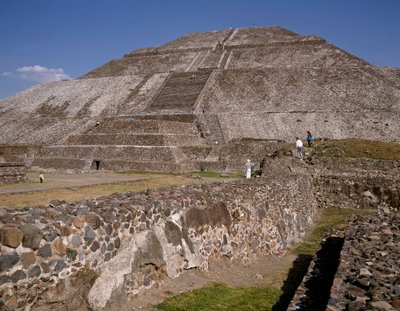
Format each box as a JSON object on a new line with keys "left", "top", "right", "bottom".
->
{"left": 0, "top": 26, "right": 399, "bottom": 172}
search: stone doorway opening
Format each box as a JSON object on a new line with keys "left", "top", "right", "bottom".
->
{"left": 91, "top": 160, "right": 101, "bottom": 170}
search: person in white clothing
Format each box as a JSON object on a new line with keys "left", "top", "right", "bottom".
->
{"left": 295, "top": 137, "right": 303, "bottom": 159}
{"left": 244, "top": 159, "right": 253, "bottom": 179}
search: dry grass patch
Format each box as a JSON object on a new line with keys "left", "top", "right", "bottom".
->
{"left": 0, "top": 176, "right": 218, "bottom": 209}
{"left": 312, "top": 138, "right": 400, "bottom": 160}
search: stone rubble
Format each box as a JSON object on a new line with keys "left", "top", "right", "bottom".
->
{"left": 328, "top": 209, "right": 400, "bottom": 311}
{"left": 288, "top": 207, "right": 400, "bottom": 311}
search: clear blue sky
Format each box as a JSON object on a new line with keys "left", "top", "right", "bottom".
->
{"left": 1, "top": 0, "right": 399, "bottom": 100}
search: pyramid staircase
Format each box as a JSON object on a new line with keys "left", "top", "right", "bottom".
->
{"left": 147, "top": 69, "right": 212, "bottom": 113}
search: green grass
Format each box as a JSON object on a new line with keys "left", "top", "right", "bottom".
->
{"left": 193, "top": 171, "right": 243, "bottom": 179}
{"left": 118, "top": 170, "right": 179, "bottom": 176}
{"left": 293, "top": 206, "right": 376, "bottom": 256}
{"left": 156, "top": 282, "right": 281, "bottom": 311}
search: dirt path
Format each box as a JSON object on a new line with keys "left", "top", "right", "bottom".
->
{"left": 127, "top": 253, "right": 296, "bottom": 310}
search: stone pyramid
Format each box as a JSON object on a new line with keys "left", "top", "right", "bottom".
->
{"left": 0, "top": 26, "right": 399, "bottom": 172}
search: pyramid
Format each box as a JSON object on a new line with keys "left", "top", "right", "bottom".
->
{"left": 0, "top": 26, "right": 399, "bottom": 172}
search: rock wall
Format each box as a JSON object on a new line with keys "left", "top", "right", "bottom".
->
{"left": 285, "top": 209, "right": 400, "bottom": 311}
{"left": 328, "top": 210, "right": 400, "bottom": 311}
{"left": 0, "top": 174, "right": 317, "bottom": 310}
{"left": 0, "top": 163, "right": 28, "bottom": 185}
{"left": 313, "top": 158, "right": 400, "bottom": 209}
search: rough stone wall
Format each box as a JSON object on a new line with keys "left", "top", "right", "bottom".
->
{"left": 0, "top": 146, "right": 40, "bottom": 166}
{"left": 280, "top": 210, "right": 400, "bottom": 311}
{"left": 82, "top": 52, "right": 199, "bottom": 78}
{"left": 0, "top": 175, "right": 317, "bottom": 310}
{"left": 0, "top": 163, "right": 28, "bottom": 185}
{"left": 328, "top": 211, "right": 400, "bottom": 311}
{"left": 195, "top": 68, "right": 400, "bottom": 142}
{"left": 156, "top": 29, "right": 231, "bottom": 51}
{"left": 313, "top": 158, "right": 400, "bottom": 209}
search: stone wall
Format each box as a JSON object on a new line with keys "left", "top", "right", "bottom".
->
{"left": 290, "top": 208, "right": 400, "bottom": 311}
{"left": 0, "top": 173, "right": 317, "bottom": 310}
{"left": 313, "top": 158, "right": 400, "bottom": 209}
{"left": 0, "top": 145, "right": 40, "bottom": 166}
{"left": 328, "top": 211, "right": 400, "bottom": 311}
{"left": 0, "top": 163, "right": 28, "bottom": 185}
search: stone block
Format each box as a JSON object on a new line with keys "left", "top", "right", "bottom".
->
{"left": 0, "top": 252, "right": 20, "bottom": 272}
{"left": 56, "top": 224, "right": 75, "bottom": 236}
{"left": 20, "top": 224, "right": 43, "bottom": 250}
{"left": 54, "top": 260, "right": 67, "bottom": 272}
{"left": 29, "top": 265, "right": 42, "bottom": 278}
{"left": 165, "top": 220, "right": 182, "bottom": 246}
{"left": 11, "top": 270, "right": 26, "bottom": 282}
{"left": 38, "top": 244, "right": 53, "bottom": 258}
{"left": 40, "top": 262, "right": 50, "bottom": 273}
{"left": 43, "top": 231, "right": 58, "bottom": 242}
{"left": 91, "top": 241, "right": 100, "bottom": 252}
{"left": 70, "top": 234, "right": 82, "bottom": 248}
{"left": 53, "top": 238, "right": 66, "bottom": 256}
{"left": 73, "top": 216, "right": 85, "bottom": 229}
{"left": 85, "top": 213, "right": 101, "bottom": 230}
{"left": 84, "top": 226, "right": 96, "bottom": 243}
{"left": 0, "top": 274, "right": 11, "bottom": 285}
{"left": 21, "top": 252, "right": 36, "bottom": 269}
{"left": 0, "top": 227, "right": 23, "bottom": 248}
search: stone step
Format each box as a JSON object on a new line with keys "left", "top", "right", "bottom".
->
{"left": 32, "top": 158, "right": 87, "bottom": 171}
{"left": 148, "top": 70, "right": 211, "bottom": 112}
{"left": 150, "top": 94, "right": 200, "bottom": 110}
{"left": 36, "top": 145, "right": 180, "bottom": 162}
{"left": 67, "top": 133, "right": 206, "bottom": 146}
{"left": 87, "top": 118, "right": 199, "bottom": 135}
{"left": 186, "top": 50, "right": 209, "bottom": 71}
{"left": 158, "top": 83, "right": 207, "bottom": 95}
{"left": 197, "top": 114, "right": 226, "bottom": 145}
{"left": 199, "top": 50, "right": 223, "bottom": 68}
{"left": 31, "top": 158, "right": 181, "bottom": 172}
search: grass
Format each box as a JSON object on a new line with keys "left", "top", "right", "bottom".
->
{"left": 311, "top": 138, "right": 400, "bottom": 160}
{"left": 273, "top": 138, "right": 400, "bottom": 161}
{"left": 156, "top": 282, "right": 281, "bottom": 311}
{"left": 0, "top": 175, "right": 219, "bottom": 209}
{"left": 0, "top": 169, "right": 242, "bottom": 209}
{"left": 193, "top": 171, "right": 243, "bottom": 179}
{"left": 293, "top": 206, "right": 376, "bottom": 256}
{"left": 155, "top": 207, "right": 377, "bottom": 310}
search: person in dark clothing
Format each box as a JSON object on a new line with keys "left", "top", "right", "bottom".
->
{"left": 306, "top": 130, "right": 313, "bottom": 147}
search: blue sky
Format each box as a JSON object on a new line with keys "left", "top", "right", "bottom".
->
{"left": 1, "top": 0, "right": 399, "bottom": 100}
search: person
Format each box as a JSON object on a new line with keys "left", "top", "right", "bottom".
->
{"left": 39, "top": 173, "right": 44, "bottom": 183}
{"left": 295, "top": 137, "right": 303, "bottom": 159}
{"left": 244, "top": 159, "right": 253, "bottom": 179}
{"left": 306, "top": 130, "right": 313, "bottom": 147}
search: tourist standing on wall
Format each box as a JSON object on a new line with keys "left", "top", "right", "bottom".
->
{"left": 245, "top": 159, "right": 253, "bottom": 179}
{"left": 39, "top": 173, "right": 44, "bottom": 183}
{"left": 306, "top": 130, "right": 313, "bottom": 147}
{"left": 295, "top": 138, "right": 303, "bottom": 159}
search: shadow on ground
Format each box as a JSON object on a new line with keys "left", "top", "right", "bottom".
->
{"left": 272, "top": 254, "right": 313, "bottom": 311}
